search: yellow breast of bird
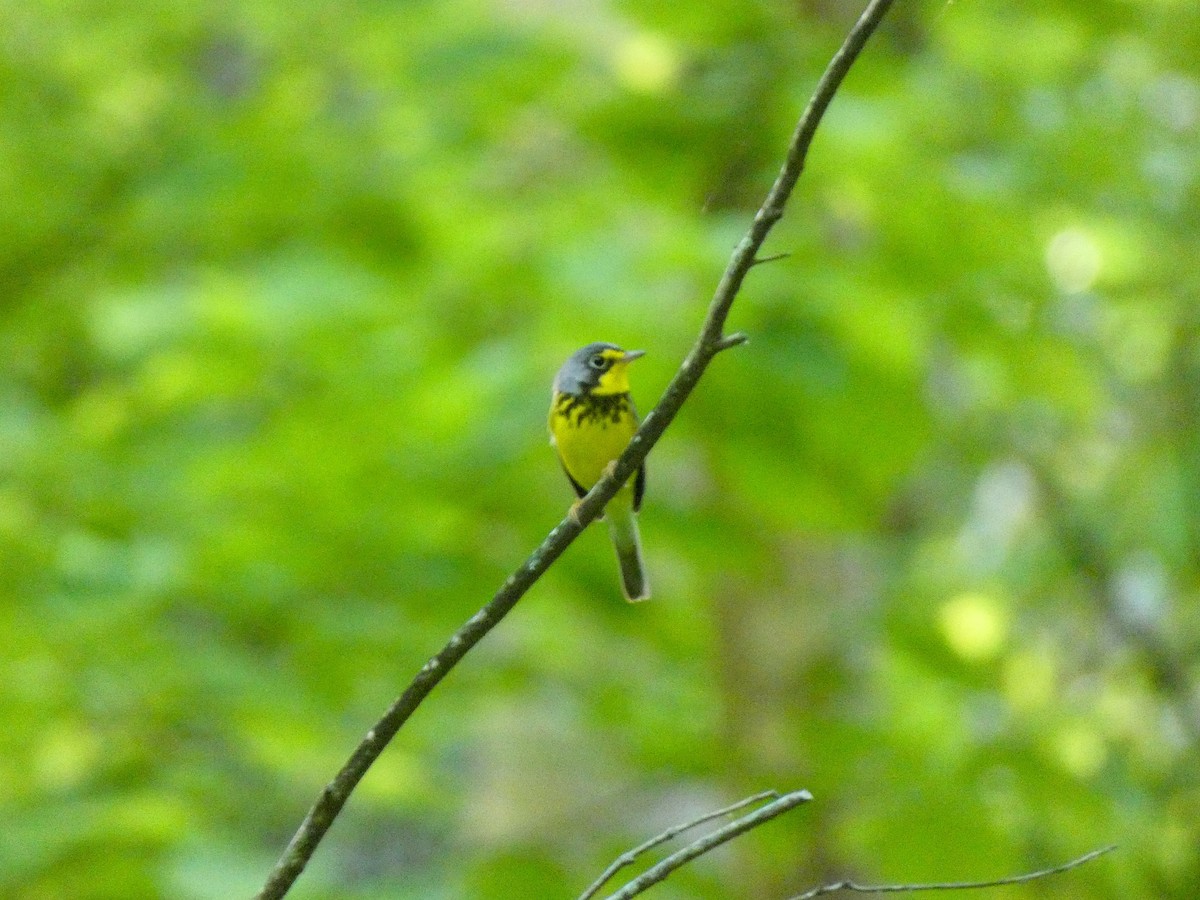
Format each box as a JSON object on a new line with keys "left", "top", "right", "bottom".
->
{"left": 549, "top": 391, "right": 639, "bottom": 490}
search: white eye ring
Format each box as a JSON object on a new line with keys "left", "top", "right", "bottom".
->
{"left": 588, "top": 354, "right": 607, "bottom": 370}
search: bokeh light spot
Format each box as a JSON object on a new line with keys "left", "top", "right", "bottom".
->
{"left": 939, "top": 593, "right": 1009, "bottom": 661}
{"left": 1045, "top": 227, "right": 1101, "bottom": 293}
{"left": 1053, "top": 724, "right": 1107, "bottom": 779}
{"left": 613, "top": 33, "right": 681, "bottom": 95}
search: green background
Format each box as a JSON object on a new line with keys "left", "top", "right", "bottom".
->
{"left": 2, "top": 0, "right": 1197, "bottom": 897}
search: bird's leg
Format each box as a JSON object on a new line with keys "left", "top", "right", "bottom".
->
{"left": 569, "top": 463, "right": 619, "bottom": 525}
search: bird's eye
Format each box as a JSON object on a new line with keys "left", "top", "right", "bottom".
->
{"left": 588, "top": 354, "right": 608, "bottom": 370}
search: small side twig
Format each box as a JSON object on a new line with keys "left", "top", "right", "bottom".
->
{"left": 789, "top": 844, "right": 1117, "bottom": 899}
{"left": 579, "top": 790, "right": 782, "bottom": 900}
{"left": 714, "top": 331, "right": 750, "bottom": 352}
{"left": 750, "top": 252, "right": 792, "bottom": 267}
{"left": 602, "top": 790, "right": 814, "bottom": 900}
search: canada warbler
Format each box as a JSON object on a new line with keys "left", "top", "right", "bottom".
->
{"left": 549, "top": 343, "right": 649, "bottom": 602}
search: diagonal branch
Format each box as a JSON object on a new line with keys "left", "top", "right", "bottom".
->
{"left": 789, "top": 845, "right": 1117, "bottom": 899}
{"left": 579, "top": 790, "right": 784, "bottom": 900}
{"left": 602, "top": 790, "right": 814, "bottom": 900}
{"left": 253, "top": 2, "right": 896, "bottom": 897}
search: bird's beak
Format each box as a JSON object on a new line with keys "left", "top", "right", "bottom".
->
{"left": 620, "top": 349, "right": 646, "bottom": 362}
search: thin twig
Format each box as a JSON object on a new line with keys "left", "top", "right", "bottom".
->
{"left": 789, "top": 845, "right": 1117, "bottom": 899}
{"left": 253, "top": 2, "right": 895, "bottom": 896}
{"left": 579, "top": 790, "right": 782, "bottom": 900}
{"left": 751, "top": 252, "right": 792, "bottom": 267}
{"left": 603, "top": 790, "right": 814, "bottom": 900}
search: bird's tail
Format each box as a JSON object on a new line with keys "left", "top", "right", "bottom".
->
{"left": 607, "top": 503, "right": 650, "bottom": 602}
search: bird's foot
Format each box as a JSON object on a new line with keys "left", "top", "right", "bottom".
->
{"left": 568, "top": 499, "right": 584, "bottom": 525}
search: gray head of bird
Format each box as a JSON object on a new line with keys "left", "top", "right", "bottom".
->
{"left": 553, "top": 342, "right": 646, "bottom": 396}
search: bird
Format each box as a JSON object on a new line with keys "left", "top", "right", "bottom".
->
{"left": 549, "top": 342, "right": 650, "bottom": 602}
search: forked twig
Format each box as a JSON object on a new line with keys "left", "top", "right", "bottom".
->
{"left": 603, "top": 790, "right": 814, "bottom": 900}
{"left": 579, "top": 790, "right": 783, "bottom": 900}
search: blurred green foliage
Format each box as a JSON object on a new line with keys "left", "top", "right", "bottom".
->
{"left": 2, "top": 0, "right": 1198, "bottom": 897}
